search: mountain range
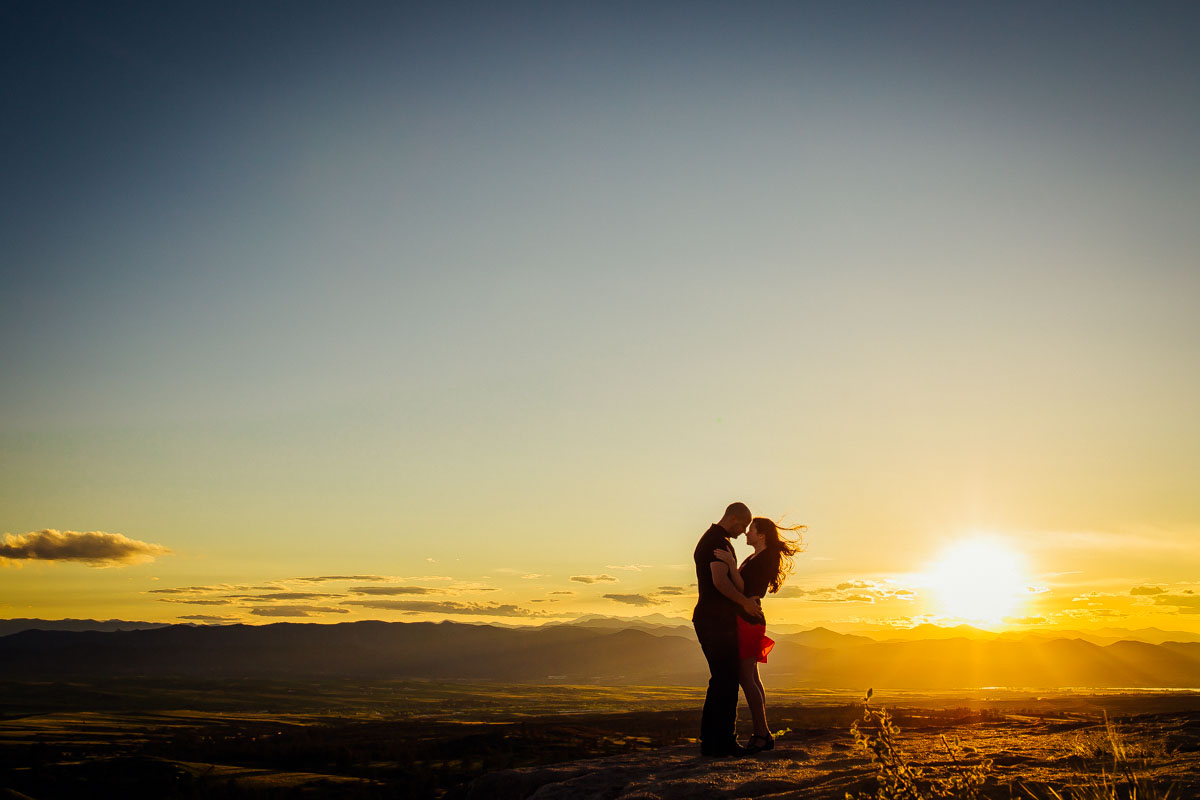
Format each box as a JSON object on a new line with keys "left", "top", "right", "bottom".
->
{"left": 2, "top": 617, "right": 1199, "bottom": 688}
{"left": 0, "top": 617, "right": 173, "bottom": 637}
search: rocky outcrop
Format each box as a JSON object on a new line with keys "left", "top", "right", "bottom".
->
{"left": 466, "top": 734, "right": 875, "bottom": 800}
{"left": 467, "top": 713, "right": 1200, "bottom": 800}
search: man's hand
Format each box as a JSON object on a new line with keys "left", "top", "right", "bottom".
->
{"left": 742, "top": 597, "right": 762, "bottom": 618}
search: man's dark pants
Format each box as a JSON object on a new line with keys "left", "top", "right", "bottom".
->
{"left": 693, "top": 616, "right": 739, "bottom": 749}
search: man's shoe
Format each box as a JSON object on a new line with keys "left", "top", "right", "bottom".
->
{"left": 701, "top": 741, "right": 751, "bottom": 757}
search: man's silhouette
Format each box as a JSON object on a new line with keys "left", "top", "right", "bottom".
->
{"left": 692, "top": 501, "right": 762, "bottom": 756}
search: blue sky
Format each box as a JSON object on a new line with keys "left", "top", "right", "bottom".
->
{"left": 2, "top": 1, "right": 1199, "bottom": 628}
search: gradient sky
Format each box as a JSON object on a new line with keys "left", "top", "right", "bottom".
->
{"left": 3, "top": 1, "right": 1198, "bottom": 631}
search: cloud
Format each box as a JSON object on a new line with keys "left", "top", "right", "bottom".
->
{"left": 570, "top": 574, "right": 618, "bottom": 584}
{"left": 156, "top": 598, "right": 232, "bottom": 605}
{"left": 224, "top": 592, "right": 343, "bottom": 601}
{"left": 0, "top": 529, "right": 170, "bottom": 566}
{"left": 1152, "top": 594, "right": 1200, "bottom": 614}
{"left": 1005, "top": 616, "right": 1048, "bottom": 625}
{"left": 178, "top": 614, "right": 238, "bottom": 623}
{"left": 247, "top": 605, "right": 350, "bottom": 617}
{"left": 603, "top": 594, "right": 662, "bottom": 607}
{"left": 347, "top": 586, "right": 436, "bottom": 596}
{"left": 813, "top": 593, "right": 876, "bottom": 603}
{"left": 1131, "top": 585, "right": 1167, "bottom": 596}
{"left": 1055, "top": 608, "right": 1128, "bottom": 621}
{"left": 836, "top": 581, "right": 874, "bottom": 590}
{"left": 606, "top": 564, "right": 650, "bottom": 572}
{"left": 548, "top": 590, "right": 575, "bottom": 595}
{"left": 290, "top": 575, "right": 389, "bottom": 583}
{"left": 775, "top": 579, "right": 915, "bottom": 604}
{"left": 149, "top": 583, "right": 280, "bottom": 594}
{"left": 493, "top": 569, "right": 549, "bottom": 578}
{"left": 340, "top": 600, "right": 554, "bottom": 618}
{"left": 653, "top": 586, "right": 688, "bottom": 596}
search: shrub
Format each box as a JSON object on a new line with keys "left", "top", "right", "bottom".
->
{"left": 847, "top": 688, "right": 993, "bottom": 800}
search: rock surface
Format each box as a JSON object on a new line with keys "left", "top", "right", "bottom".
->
{"left": 467, "top": 713, "right": 1200, "bottom": 800}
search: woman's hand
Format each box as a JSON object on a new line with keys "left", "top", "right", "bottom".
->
{"left": 713, "top": 549, "right": 736, "bottom": 567}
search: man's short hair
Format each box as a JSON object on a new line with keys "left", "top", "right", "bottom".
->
{"left": 724, "top": 502, "right": 750, "bottom": 519}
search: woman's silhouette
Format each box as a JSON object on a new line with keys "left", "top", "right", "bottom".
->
{"left": 714, "top": 516, "right": 804, "bottom": 752}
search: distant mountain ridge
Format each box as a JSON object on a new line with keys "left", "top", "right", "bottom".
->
{"left": 2, "top": 619, "right": 1199, "bottom": 688}
{"left": 0, "top": 618, "right": 172, "bottom": 637}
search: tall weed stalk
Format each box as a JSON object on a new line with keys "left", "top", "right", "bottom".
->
{"left": 847, "top": 688, "right": 992, "bottom": 800}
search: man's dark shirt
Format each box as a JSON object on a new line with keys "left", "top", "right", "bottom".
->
{"left": 692, "top": 524, "right": 738, "bottom": 622}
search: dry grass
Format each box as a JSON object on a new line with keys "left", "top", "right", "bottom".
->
{"left": 848, "top": 690, "right": 1179, "bottom": 800}
{"left": 1025, "top": 712, "right": 1176, "bottom": 800}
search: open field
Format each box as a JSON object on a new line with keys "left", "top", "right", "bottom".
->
{"left": 2, "top": 679, "right": 1199, "bottom": 798}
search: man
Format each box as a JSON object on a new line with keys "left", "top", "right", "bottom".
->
{"left": 692, "top": 501, "right": 762, "bottom": 757}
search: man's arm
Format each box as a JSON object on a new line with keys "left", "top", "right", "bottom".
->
{"left": 711, "top": 562, "right": 760, "bottom": 617}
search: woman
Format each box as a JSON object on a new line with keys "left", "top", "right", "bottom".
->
{"left": 714, "top": 516, "right": 804, "bottom": 752}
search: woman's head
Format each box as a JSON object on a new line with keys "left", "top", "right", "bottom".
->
{"left": 749, "top": 517, "right": 807, "bottom": 594}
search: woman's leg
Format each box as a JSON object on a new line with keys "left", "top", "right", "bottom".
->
{"left": 738, "top": 657, "right": 768, "bottom": 737}
{"left": 752, "top": 664, "right": 770, "bottom": 737}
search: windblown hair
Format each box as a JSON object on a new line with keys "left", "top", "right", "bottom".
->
{"left": 753, "top": 517, "right": 807, "bottom": 594}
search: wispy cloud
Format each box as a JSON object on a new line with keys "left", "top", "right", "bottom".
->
{"left": 223, "top": 592, "right": 344, "bottom": 601}
{"left": 347, "top": 586, "right": 436, "bottom": 596}
{"left": 178, "top": 614, "right": 238, "bottom": 623}
{"left": 493, "top": 568, "right": 547, "bottom": 578}
{"left": 1030, "top": 529, "right": 1195, "bottom": 554}
{"left": 653, "top": 586, "right": 688, "bottom": 596}
{"left": 340, "top": 599, "right": 556, "bottom": 618}
{"left": 1130, "top": 585, "right": 1166, "bottom": 596}
{"left": 247, "top": 605, "right": 350, "bottom": 617}
{"left": 156, "top": 597, "right": 232, "bottom": 605}
{"left": 570, "top": 574, "right": 618, "bottom": 584}
{"left": 0, "top": 529, "right": 170, "bottom": 566}
{"left": 1152, "top": 593, "right": 1200, "bottom": 614}
{"left": 776, "top": 579, "right": 916, "bottom": 604}
{"left": 606, "top": 564, "right": 650, "bottom": 572}
{"left": 603, "top": 593, "right": 662, "bottom": 607}
{"left": 290, "top": 575, "right": 389, "bottom": 583}
{"left": 149, "top": 583, "right": 281, "bottom": 594}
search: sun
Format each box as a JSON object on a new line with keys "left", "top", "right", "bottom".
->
{"left": 923, "top": 537, "right": 1029, "bottom": 624}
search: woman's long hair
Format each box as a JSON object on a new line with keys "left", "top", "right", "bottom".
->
{"left": 754, "top": 517, "right": 806, "bottom": 594}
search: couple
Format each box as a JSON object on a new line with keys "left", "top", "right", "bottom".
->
{"left": 692, "top": 501, "right": 803, "bottom": 757}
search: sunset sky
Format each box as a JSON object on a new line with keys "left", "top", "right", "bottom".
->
{"left": 3, "top": 2, "right": 1198, "bottom": 633}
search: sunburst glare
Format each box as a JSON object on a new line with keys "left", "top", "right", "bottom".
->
{"left": 922, "top": 537, "right": 1031, "bottom": 624}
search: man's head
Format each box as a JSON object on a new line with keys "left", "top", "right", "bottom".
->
{"left": 717, "top": 502, "right": 752, "bottom": 538}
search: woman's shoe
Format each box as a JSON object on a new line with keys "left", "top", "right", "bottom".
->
{"left": 747, "top": 733, "right": 774, "bottom": 752}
